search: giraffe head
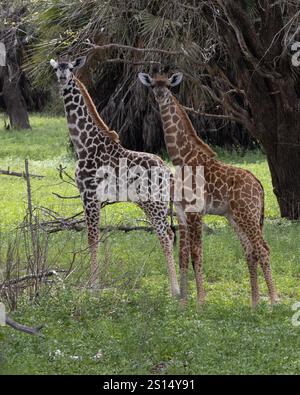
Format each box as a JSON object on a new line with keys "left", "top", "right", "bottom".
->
{"left": 50, "top": 56, "right": 86, "bottom": 86}
{"left": 138, "top": 69, "right": 183, "bottom": 105}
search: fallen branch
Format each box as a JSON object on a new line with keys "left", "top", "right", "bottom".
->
{"left": 0, "top": 168, "right": 44, "bottom": 179}
{"left": 5, "top": 315, "right": 43, "bottom": 336}
{"left": 1, "top": 270, "right": 61, "bottom": 288}
{"left": 36, "top": 203, "right": 215, "bottom": 234}
{"left": 47, "top": 224, "right": 157, "bottom": 234}
{"left": 41, "top": 219, "right": 215, "bottom": 235}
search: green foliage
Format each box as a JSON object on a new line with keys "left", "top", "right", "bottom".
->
{"left": 0, "top": 115, "right": 300, "bottom": 374}
{"left": 24, "top": 0, "right": 206, "bottom": 87}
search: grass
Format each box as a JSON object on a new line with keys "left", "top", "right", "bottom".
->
{"left": 0, "top": 114, "right": 300, "bottom": 375}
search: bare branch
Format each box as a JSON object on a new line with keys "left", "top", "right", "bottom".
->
{"left": 103, "top": 58, "right": 162, "bottom": 66}
{"left": 86, "top": 42, "right": 183, "bottom": 57}
{"left": 52, "top": 192, "right": 80, "bottom": 200}
{"left": 183, "top": 105, "right": 242, "bottom": 123}
{"left": 1, "top": 270, "right": 60, "bottom": 288}
{"left": 0, "top": 168, "right": 44, "bottom": 179}
{"left": 57, "top": 164, "right": 76, "bottom": 186}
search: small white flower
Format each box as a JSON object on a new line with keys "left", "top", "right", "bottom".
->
{"left": 54, "top": 349, "right": 64, "bottom": 357}
{"left": 92, "top": 349, "right": 103, "bottom": 361}
{"left": 49, "top": 349, "right": 64, "bottom": 359}
{"left": 70, "top": 355, "right": 81, "bottom": 361}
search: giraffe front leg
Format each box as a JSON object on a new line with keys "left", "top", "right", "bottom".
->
{"left": 187, "top": 213, "right": 205, "bottom": 308}
{"left": 84, "top": 200, "right": 100, "bottom": 289}
{"left": 173, "top": 201, "right": 190, "bottom": 308}
{"left": 178, "top": 223, "right": 190, "bottom": 308}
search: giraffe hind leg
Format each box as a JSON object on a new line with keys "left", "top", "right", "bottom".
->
{"left": 142, "top": 201, "right": 180, "bottom": 298}
{"left": 138, "top": 199, "right": 180, "bottom": 298}
{"left": 227, "top": 214, "right": 259, "bottom": 307}
{"left": 229, "top": 213, "right": 278, "bottom": 306}
{"left": 257, "top": 239, "right": 279, "bottom": 305}
{"left": 245, "top": 233, "right": 278, "bottom": 305}
{"left": 174, "top": 201, "right": 190, "bottom": 306}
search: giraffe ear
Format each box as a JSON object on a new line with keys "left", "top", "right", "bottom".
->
{"left": 50, "top": 59, "right": 58, "bottom": 69}
{"left": 138, "top": 73, "right": 152, "bottom": 87}
{"left": 169, "top": 72, "right": 183, "bottom": 87}
{"left": 71, "top": 56, "right": 87, "bottom": 70}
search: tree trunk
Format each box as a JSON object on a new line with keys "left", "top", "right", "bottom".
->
{"left": 1, "top": 66, "right": 31, "bottom": 129}
{"left": 211, "top": 1, "right": 300, "bottom": 220}
{"left": 242, "top": 89, "right": 300, "bottom": 219}
{"left": 244, "top": 72, "right": 300, "bottom": 219}
{"left": 267, "top": 151, "right": 300, "bottom": 220}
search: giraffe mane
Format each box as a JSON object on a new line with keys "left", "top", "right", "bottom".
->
{"left": 172, "top": 96, "right": 217, "bottom": 158}
{"left": 74, "top": 77, "right": 120, "bottom": 143}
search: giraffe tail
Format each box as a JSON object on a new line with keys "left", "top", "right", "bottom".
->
{"left": 259, "top": 181, "right": 265, "bottom": 230}
{"left": 259, "top": 181, "right": 270, "bottom": 253}
{"left": 260, "top": 197, "right": 265, "bottom": 230}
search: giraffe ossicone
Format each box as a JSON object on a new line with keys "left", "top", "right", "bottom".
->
{"left": 139, "top": 69, "right": 278, "bottom": 307}
{"left": 50, "top": 57, "right": 182, "bottom": 296}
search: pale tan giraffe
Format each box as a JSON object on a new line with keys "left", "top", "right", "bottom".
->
{"left": 50, "top": 57, "right": 180, "bottom": 296}
{"left": 139, "top": 70, "right": 278, "bottom": 307}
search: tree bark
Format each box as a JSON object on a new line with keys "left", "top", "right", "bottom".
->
{"left": 1, "top": 65, "right": 31, "bottom": 129}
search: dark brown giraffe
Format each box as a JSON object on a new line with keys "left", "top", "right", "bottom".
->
{"left": 50, "top": 57, "right": 180, "bottom": 296}
{"left": 139, "top": 70, "right": 278, "bottom": 307}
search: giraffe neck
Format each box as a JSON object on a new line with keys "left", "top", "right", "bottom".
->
{"left": 61, "top": 77, "right": 113, "bottom": 158}
{"left": 159, "top": 95, "right": 216, "bottom": 166}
